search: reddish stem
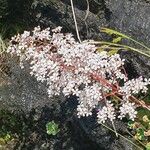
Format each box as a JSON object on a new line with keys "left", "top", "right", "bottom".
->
{"left": 57, "top": 62, "right": 150, "bottom": 111}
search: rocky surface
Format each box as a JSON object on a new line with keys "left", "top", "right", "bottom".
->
{"left": 0, "top": 56, "right": 139, "bottom": 150}
{"left": 31, "top": 0, "right": 150, "bottom": 78}
{"left": 105, "top": 0, "right": 150, "bottom": 46}
{"left": 1, "top": 94, "right": 137, "bottom": 150}
{"left": 1, "top": 0, "right": 150, "bottom": 44}
{"left": 1, "top": 0, "right": 150, "bottom": 149}
{"left": 120, "top": 51, "right": 150, "bottom": 79}
{"left": 31, "top": 0, "right": 150, "bottom": 44}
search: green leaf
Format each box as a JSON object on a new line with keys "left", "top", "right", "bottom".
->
{"left": 112, "top": 37, "right": 122, "bottom": 43}
{"left": 96, "top": 47, "right": 105, "bottom": 52}
{"left": 128, "top": 120, "right": 134, "bottom": 129}
{"left": 0, "top": 138, "right": 6, "bottom": 145}
{"left": 108, "top": 49, "right": 119, "bottom": 56}
{"left": 143, "top": 115, "right": 150, "bottom": 123}
{"left": 136, "top": 128, "right": 145, "bottom": 140}
{"left": 4, "top": 134, "right": 11, "bottom": 141}
{"left": 46, "top": 121, "right": 60, "bottom": 136}
{"left": 100, "top": 28, "right": 150, "bottom": 58}
{"left": 146, "top": 143, "right": 150, "bottom": 150}
{"left": 100, "top": 28, "right": 129, "bottom": 39}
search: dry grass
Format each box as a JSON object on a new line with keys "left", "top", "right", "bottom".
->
{"left": 0, "top": 35, "right": 7, "bottom": 54}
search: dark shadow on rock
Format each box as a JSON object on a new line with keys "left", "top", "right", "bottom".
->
{"left": 120, "top": 51, "right": 150, "bottom": 79}
{"left": 1, "top": 96, "right": 138, "bottom": 150}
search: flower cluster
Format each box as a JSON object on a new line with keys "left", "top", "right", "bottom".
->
{"left": 120, "top": 76, "right": 149, "bottom": 99}
{"left": 118, "top": 101, "right": 137, "bottom": 120}
{"left": 97, "top": 101, "right": 116, "bottom": 123}
{"left": 7, "top": 26, "right": 150, "bottom": 124}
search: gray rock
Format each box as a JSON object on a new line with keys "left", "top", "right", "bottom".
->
{"left": 31, "top": 0, "right": 150, "bottom": 78}
{"left": 105, "top": 0, "right": 150, "bottom": 46}
{"left": 1, "top": 0, "right": 150, "bottom": 149}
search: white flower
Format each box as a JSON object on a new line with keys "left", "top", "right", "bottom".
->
{"left": 7, "top": 26, "right": 150, "bottom": 124}
{"left": 118, "top": 101, "right": 137, "bottom": 121}
{"left": 77, "top": 83, "right": 102, "bottom": 118}
{"left": 119, "top": 76, "right": 149, "bottom": 98}
{"left": 52, "top": 26, "right": 62, "bottom": 33}
{"left": 97, "top": 101, "right": 116, "bottom": 123}
{"left": 97, "top": 106, "right": 108, "bottom": 123}
{"left": 21, "top": 31, "right": 30, "bottom": 39}
{"left": 77, "top": 103, "right": 92, "bottom": 117}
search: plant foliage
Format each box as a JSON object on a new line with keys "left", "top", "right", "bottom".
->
{"left": 96, "top": 28, "right": 150, "bottom": 58}
{"left": 46, "top": 121, "right": 60, "bottom": 136}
